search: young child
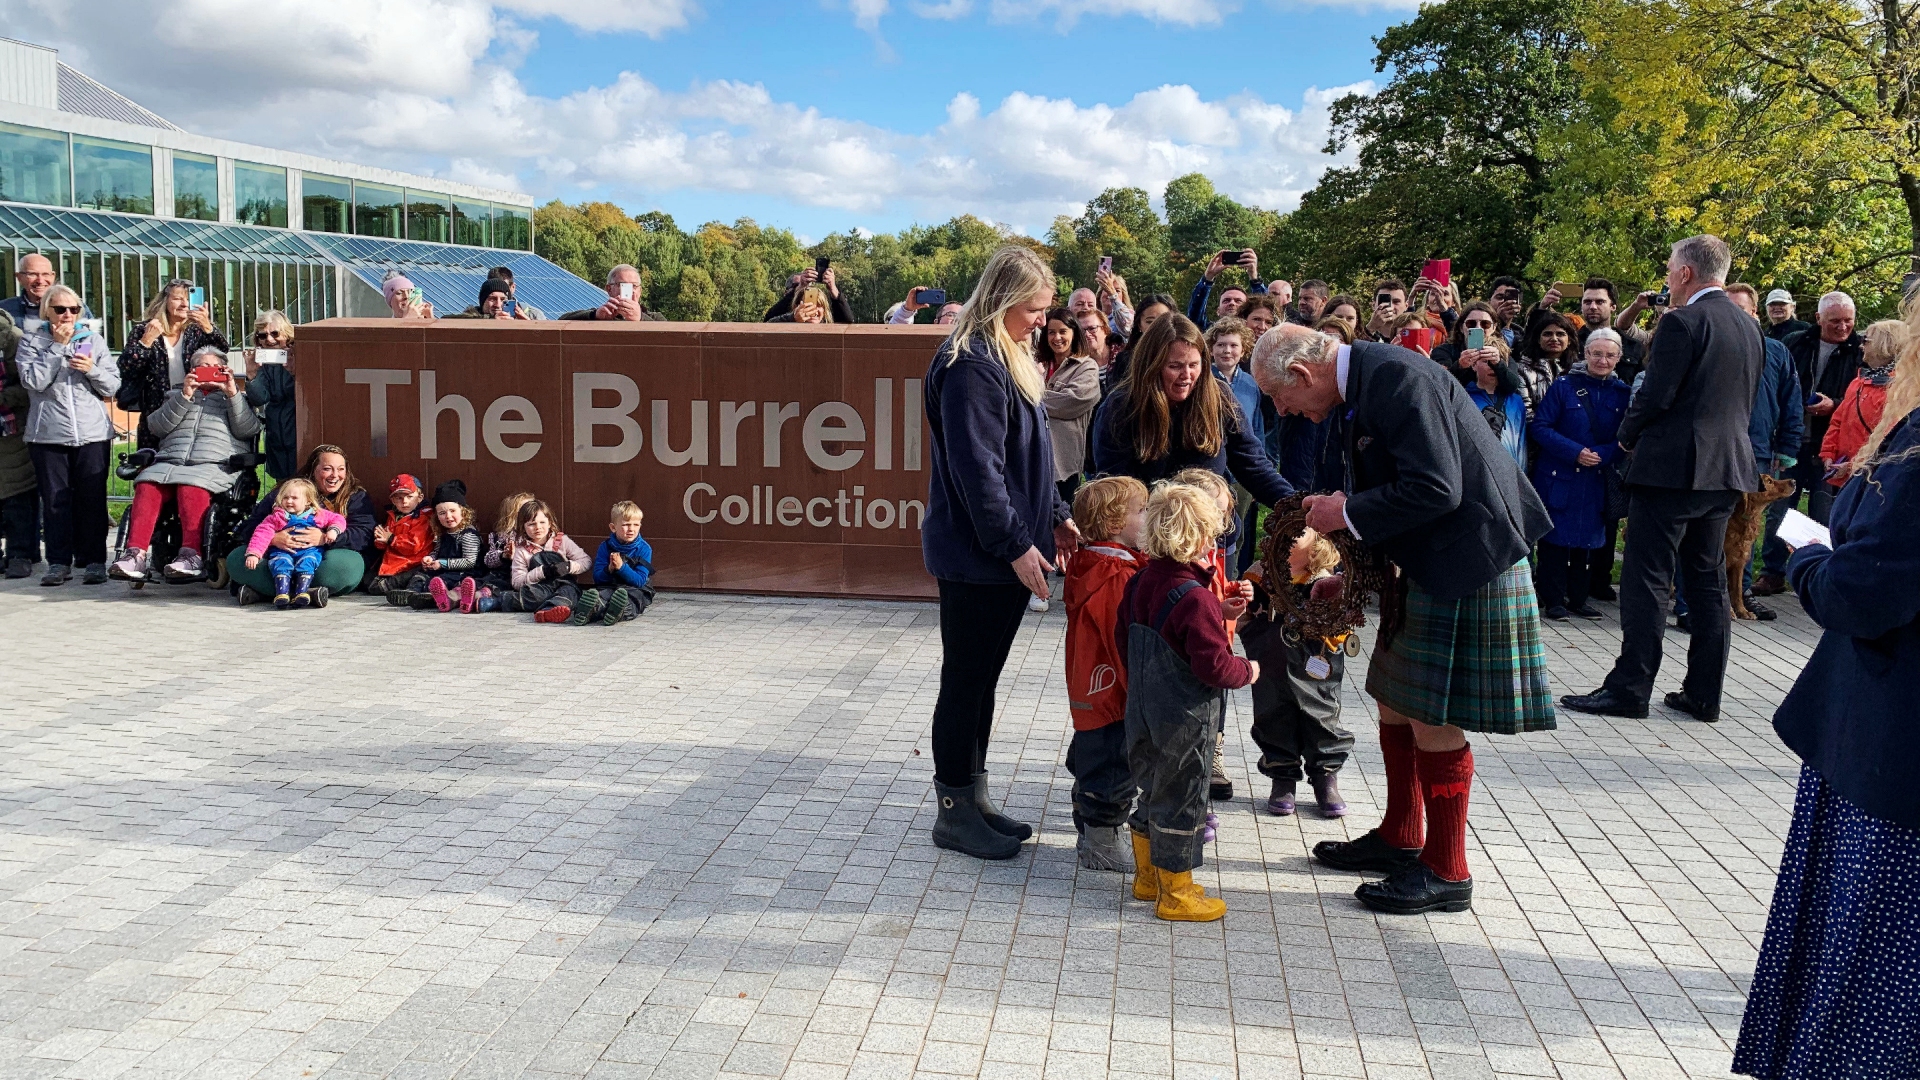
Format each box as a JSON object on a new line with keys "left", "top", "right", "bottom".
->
{"left": 370, "top": 473, "right": 433, "bottom": 594}
{"left": 479, "top": 491, "right": 535, "bottom": 597}
{"left": 1063, "top": 476, "right": 1149, "bottom": 871}
{"left": 1240, "top": 528, "right": 1355, "bottom": 818}
{"left": 243, "top": 479, "right": 346, "bottom": 609}
{"left": 506, "top": 498, "right": 592, "bottom": 623}
{"left": 1170, "top": 467, "right": 1253, "bottom": 802}
{"left": 576, "top": 500, "right": 656, "bottom": 626}
{"left": 1118, "top": 483, "right": 1258, "bottom": 922}
{"left": 388, "top": 480, "right": 486, "bottom": 612}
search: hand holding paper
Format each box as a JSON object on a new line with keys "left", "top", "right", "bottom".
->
{"left": 1776, "top": 508, "right": 1832, "bottom": 551}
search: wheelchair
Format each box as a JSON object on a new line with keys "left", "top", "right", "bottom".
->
{"left": 110, "top": 440, "right": 265, "bottom": 590}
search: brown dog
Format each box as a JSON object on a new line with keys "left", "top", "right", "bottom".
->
{"left": 1728, "top": 474, "right": 1799, "bottom": 619}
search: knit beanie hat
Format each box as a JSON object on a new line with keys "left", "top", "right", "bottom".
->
{"left": 380, "top": 274, "right": 415, "bottom": 303}
{"left": 431, "top": 479, "right": 468, "bottom": 507}
{"left": 478, "top": 278, "right": 510, "bottom": 304}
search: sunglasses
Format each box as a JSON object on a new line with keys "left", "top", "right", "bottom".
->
{"left": 49, "top": 305, "right": 81, "bottom": 315}
{"left": 255, "top": 331, "right": 283, "bottom": 341}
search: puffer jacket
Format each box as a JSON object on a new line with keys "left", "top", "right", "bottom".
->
{"left": 18, "top": 326, "right": 119, "bottom": 446}
{"left": 132, "top": 385, "right": 261, "bottom": 494}
{"left": 0, "top": 314, "right": 34, "bottom": 499}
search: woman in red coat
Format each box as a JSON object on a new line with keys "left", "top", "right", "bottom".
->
{"left": 1823, "top": 319, "right": 1907, "bottom": 485}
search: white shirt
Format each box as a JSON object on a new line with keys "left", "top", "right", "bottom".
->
{"left": 165, "top": 334, "right": 186, "bottom": 388}
{"left": 1332, "top": 344, "right": 1361, "bottom": 538}
{"left": 1687, "top": 285, "right": 1725, "bottom": 305}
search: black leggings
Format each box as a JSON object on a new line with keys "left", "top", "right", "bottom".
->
{"left": 931, "top": 579, "right": 1032, "bottom": 787}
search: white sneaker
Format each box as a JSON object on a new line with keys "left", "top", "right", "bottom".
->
{"left": 1028, "top": 595, "right": 1049, "bottom": 613}
{"left": 109, "top": 549, "right": 149, "bottom": 581}
{"left": 164, "top": 549, "right": 203, "bottom": 579}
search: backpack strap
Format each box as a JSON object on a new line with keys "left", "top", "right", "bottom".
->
{"left": 1150, "top": 580, "right": 1206, "bottom": 634}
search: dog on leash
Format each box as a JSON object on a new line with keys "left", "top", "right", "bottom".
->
{"left": 1728, "top": 475, "right": 1800, "bottom": 620}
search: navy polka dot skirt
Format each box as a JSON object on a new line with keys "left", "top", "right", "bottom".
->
{"left": 1736, "top": 764, "right": 1920, "bottom": 1078}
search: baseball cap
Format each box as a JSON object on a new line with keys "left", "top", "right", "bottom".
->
{"left": 1764, "top": 289, "right": 1794, "bottom": 306}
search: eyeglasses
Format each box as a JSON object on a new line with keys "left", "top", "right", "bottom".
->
{"left": 49, "top": 305, "right": 80, "bottom": 315}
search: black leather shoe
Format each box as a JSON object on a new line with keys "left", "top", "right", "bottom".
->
{"left": 1590, "top": 585, "right": 1618, "bottom": 602}
{"left": 1312, "top": 829, "right": 1422, "bottom": 874}
{"left": 1560, "top": 688, "right": 1649, "bottom": 719}
{"left": 1356, "top": 863, "right": 1473, "bottom": 915}
{"left": 1543, "top": 605, "right": 1572, "bottom": 621}
{"left": 971, "top": 771, "right": 1033, "bottom": 841}
{"left": 932, "top": 781, "right": 1023, "bottom": 860}
{"left": 1673, "top": 613, "right": 1692, "bottom": 633}
{"left": 1664, "top": 691, "right": 1719, "bottom": 723}
{"left": 1744, "top": 596, "right": 1778, "bottom": 621}
{"left": 1751, "top": 573, "right": 1787, "bottom": 597}
{"left": 1568, "top": 604, "right": 1604, "bottom": 619}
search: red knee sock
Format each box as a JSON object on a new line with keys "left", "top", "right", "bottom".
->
{"left": 1378, "top": 722, "right": 1425, "bottom": 850}
{"left": 1416, "top": 745, "right": 1474, "bottom": 882}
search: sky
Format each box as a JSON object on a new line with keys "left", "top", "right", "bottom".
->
{"left": 14, "top": 0, "right": 1408, "bottom": 241}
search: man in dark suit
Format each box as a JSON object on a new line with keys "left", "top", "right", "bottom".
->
{"left": 1565, "top": 235, "right": 1763, "bottom": 723}
{"left": 1253, "top": 325, "right": 1555, "bottom": 915}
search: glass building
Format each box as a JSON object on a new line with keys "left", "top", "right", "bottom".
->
{"left": 0, "top": 38, "right": 606, "bottom": 347}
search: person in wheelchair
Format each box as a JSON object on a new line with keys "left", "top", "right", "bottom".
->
{"left": 117, "top": 279, "right": 230, "bottom": 450}
{"left": 110, "top": 346, "right": 261, "bottom": 583}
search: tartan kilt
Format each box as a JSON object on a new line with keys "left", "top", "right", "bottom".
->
{"left": 1365, "top": 560, "right": 1557, "bottom": 735}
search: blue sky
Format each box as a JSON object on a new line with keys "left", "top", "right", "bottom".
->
{"left": 24, "top": 0, "right": 1409, "bottom": 239}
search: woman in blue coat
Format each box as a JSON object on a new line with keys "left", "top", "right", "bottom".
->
{"left": 1734, "top": 361, "right": 1920, "bottom": 1079}
{"left": 922, "top": 245, "right": 1080, "bottom": 862}
{"left": 1527, "top": 329, "right": 1630, "bottom": 620}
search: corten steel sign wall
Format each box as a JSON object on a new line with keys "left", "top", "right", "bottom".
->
{"left": 295, "top": 319, "right": 947, "bottom": 600}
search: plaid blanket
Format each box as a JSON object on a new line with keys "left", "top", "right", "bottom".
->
{"left": 1366, "top": 561, "right": 1556, "bottom": 734}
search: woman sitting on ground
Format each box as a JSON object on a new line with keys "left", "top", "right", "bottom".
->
{"left": 226, "top": 444, "right": 378, "bottom": 603}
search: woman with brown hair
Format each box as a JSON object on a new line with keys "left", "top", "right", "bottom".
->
{"left": 224, "top": 444, "right": 378, "bottom": 602}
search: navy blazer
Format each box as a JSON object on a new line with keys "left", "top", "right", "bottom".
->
{"left": 1343, "top": 341, "right": 1552, "bottom": 601}
{"left": 1617, "top": 290, "right": 1762, "bottom": 492}
{"left": 1774, "top": 408, "right": 1920, "bottom": 830}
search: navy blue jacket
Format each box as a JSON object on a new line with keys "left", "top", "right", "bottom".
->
{"left": 922, "top": 335, "right": 1068, "bottom": 584}
{"left": 1747, "top": 335, "right": 1804, "bottom": 474}
{"left": 1089, "top": 385, "right": 1293, "bottom": 551}
{"left": 1528, "top": 371, "right": 1630, "bottom": 550}
{"left": 1774, "top": 408, "right": 1920, "bottom": 830}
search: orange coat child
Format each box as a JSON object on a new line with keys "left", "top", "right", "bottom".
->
{"left": 1062, "top": 476, "right": 1150, "bottom": 872}
{"left": 371, "top": 473, "right": 434, "bottom": 586}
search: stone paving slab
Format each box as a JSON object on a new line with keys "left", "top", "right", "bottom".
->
{"left": 0, "top": 573, "right": 1812, "bottom": 1079}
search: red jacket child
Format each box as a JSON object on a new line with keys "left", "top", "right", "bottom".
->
{"left": 1064, "top": 542, "right": 1144, "bottom": 732}
{"left": 374, "top": 473, "right": 434, "bottom": 577}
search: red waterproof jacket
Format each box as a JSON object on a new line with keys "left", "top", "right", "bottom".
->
{"left": 1064, "top": 543, "right": 1143, "bottom": 732}
{"left": 375, "top": 507, "right": 434, "bottom": 577}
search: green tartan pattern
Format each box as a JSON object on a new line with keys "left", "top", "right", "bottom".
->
{"left": 1365, "top": 561, "right": 1557, "bottom": 734}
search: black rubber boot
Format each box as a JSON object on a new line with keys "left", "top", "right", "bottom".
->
{"left": 932, "top": 781, "right": 1023, "bottom": 860}
{"left": 971, "top": 770, "right": 1033, "bottom": 841}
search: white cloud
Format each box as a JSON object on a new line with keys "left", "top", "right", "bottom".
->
{"left": 7, "top": 0, "right": 1370, "bottom": 229}
{"left": 497, "top": 0, "right": 697, "bottom": 34}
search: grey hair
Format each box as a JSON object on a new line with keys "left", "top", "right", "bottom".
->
{"left": 191, "top": 344, "right": 227, "bottom": 362}
{"left": 1250, "top": 323, "right": 1336, "bottom": 389}
{"left": 1584, "top": 328, "right": 1623, "bottom": 352}
{"left": 1817, "top": 290, "right": 1856, "bottom": 315}
{"left": 606, "top": 263, "right": 640, "bottom": 286}
{"left": 1671, "top": 234, "right": 1732, "bottom": 284}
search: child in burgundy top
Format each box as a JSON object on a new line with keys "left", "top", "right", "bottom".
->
{"left": 1116, "top": 483, "right": 1256, "bottom": 923}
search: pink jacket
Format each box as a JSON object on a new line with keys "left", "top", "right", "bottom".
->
{"left": 247, "top": 507, "right": 349, "bottom": 557}
{"left": 510, "top": 532, "right": 592, "bottom": 588}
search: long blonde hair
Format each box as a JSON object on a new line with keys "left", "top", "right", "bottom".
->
{"left": 142, "top": 278, "right": 194, "bottom": 333}
{"left": 941, "top": 245, "right": 1052, "bottom": 405}
{"left": 1858, "top": 302, "right": 1920, "bottom": 471}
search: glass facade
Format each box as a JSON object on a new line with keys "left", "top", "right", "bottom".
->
{"left": 406, "top": 190, "right": 451, "bottom": 244}
{"left": 453, "top": 199, "right": 490, "bottom": 247}
{"left": 353, "top": 181, "right": 403, "bottom": 238}
{"left": 493, "top": 203, "right": 531, "bottom": 251}
{"left": 173, "top": 151, "right": 217, "bottom": 221}
{"left": 234, "top": 161, "right": 288, "bottom": 228}
{"left": 0, "top": 122, "right": 71, "bottom": 208}
{"left": 71, "top": 136, "right": 153, "bottom": 214}
{"left": 301, "top": 172, "right": 350, "bottom": 234}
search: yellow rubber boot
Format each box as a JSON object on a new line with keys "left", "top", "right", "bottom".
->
{"left": 1155, "top": 870, "right": 1227, "bottom": 922}
{"left": 1130, "top": 829, "right": 1158, "bottom": 901}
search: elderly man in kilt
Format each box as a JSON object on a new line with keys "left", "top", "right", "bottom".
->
{"left": 1252, "top": 324, "right": 1556, "bottom": 914}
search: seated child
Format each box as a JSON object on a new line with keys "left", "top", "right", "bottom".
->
{"left": 387, "top": 480, "right": 485, "bottom": 612}
{"left": 479, "top": 491, "right": 535, "bottom": 595}
{"left": 1117, "top": 482, "right": 1258, "bottom": 923}
{"left": 575, "top": 500, "right": 656, "bottom": 626}
{"left": 1240, "top": 528, "right": 1354, "bottom": 818}
{"left": 1062, "top": 476, "right": 1149, "bottom": 871}
{"left": 243, "top": 478, "right": 346, "bottom": 609}
{"left": 505, "top": 498, "right": 592, "bottom": 623}
{"left": 1170, "top": 467, "right": 1253, "bottom": 802}
{"left": 370, "top": 473, "right": 433, "bottom": 594}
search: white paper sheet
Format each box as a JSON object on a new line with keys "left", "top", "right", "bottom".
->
{"left": 1776, "top": 508, "right": 1832, "bottom": 550}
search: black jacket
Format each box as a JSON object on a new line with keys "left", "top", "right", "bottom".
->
{"left": 243, "top": 362, "right": 297, "bottom": 480}
{"left": 1342, "top": 341, "right": 1552, "bottom": 601}
{"left": 1785, "top": 327, "right": 1866, "bottom": 455}
{"left": 1617, "top": 290, "right": 1763, "bottom": 493}
{"left": 1768, "top": 318, "right": 1811, "bottom": 342}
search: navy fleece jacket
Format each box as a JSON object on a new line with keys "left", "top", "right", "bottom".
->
{"left": 594, "top": 534, "right": 653, "bottom": 590}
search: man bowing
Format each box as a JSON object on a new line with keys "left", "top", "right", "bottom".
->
{"left": 1252, "top": 324, "right": 1556, "bottom": 914}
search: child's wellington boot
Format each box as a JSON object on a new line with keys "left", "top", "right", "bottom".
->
{"left": 1154, "top": 870, "right": 1226, "bottom": 922}
{"left": 1130, "top": 829, "right": 1158, "bottom": 901}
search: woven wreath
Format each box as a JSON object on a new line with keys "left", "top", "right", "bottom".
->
{"left": 1255, "top": 493, "right": 1390, "bottom": 642}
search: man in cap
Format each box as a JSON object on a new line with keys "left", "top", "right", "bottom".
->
{"left": 1764, "top": 289, "right": 1810, "bottom": 342}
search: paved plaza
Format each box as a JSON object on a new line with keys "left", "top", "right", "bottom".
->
{"left": 0, "top": 573, "right": 1812, "bottom": 1080}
